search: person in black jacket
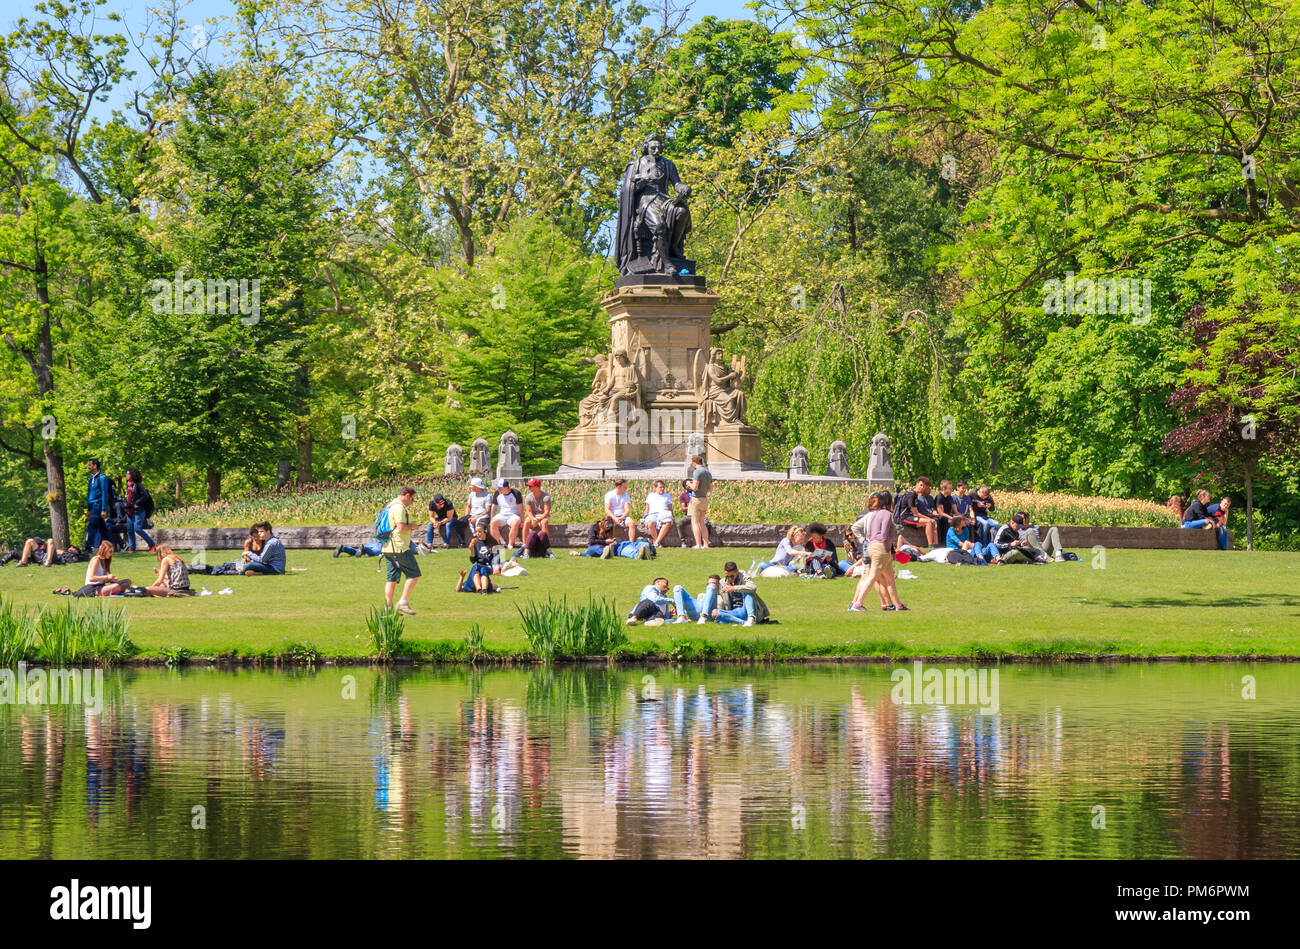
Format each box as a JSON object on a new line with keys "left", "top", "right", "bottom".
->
{"left": 1181, "top": 489, "right": 1230, "bottom": 550}
{"left": 122, "top": 468, "right": 156, "bottom": 552}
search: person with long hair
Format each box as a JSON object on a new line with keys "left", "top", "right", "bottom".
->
{"left": 849, "top": 491, "right": 906, "bottom": 612}
{"left": 122, "top": 467, "right": 155, "bottom": 553}
{"left": 145, "top": 543, "right": 192, "bottom": 597}
{"left": 85, "top": 541, "right": 131, "bottom": 596}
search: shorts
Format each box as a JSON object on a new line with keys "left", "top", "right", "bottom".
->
{"left": 867, "top": 542, "right": 893, "bottom": 575}
{"left": 384, "top": 550, "right": 421, "bottom": 582}
{"left": 492, "top": 513, "right": 521, "bottom": 528}
{"left": 643, "top": 511, "right": 673, "bottom": 527}
{"left": 687, "top": 497, "right": 709, "bottom": 518}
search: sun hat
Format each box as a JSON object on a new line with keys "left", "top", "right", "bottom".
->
{"left": 469, "top": 477, "right": 485, "bottom": 489}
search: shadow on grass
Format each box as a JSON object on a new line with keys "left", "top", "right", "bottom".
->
{"left": 1098, "top": 595, "right": 1300, "bottom": 609}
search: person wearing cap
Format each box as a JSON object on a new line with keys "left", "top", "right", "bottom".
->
{"left": 521, "top": 478, "right": 553, "bottom": 558}
{"left": 458, "top": 477, "right": 492, "bottom": 540}
{"left": 427, "top": 493, "right": 462, "bottom": 548}
{"left": 603, "top": 478, "right": 637, "bottom": 542}
{"left": 489, "top": 478, "right": 524, "bottom": 549}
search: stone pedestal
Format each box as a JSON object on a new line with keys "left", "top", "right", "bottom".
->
{"left": 561, "top": 283, "right": 763, "bottom": 475}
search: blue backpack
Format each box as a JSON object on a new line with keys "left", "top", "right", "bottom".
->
{"left": 374, "top": 504, "right": 394, "bottom": 541}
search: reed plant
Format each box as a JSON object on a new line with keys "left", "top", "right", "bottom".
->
{"left": 366, "top": 606, "right": 405, "bottom": 660}
{"left": 517, "top": 596, "right": 626, "bottom": 660}
{"left": 0, "top": 597, "right": 37, "bottom": 666}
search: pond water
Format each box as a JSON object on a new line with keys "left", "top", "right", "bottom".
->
{"left": 1, "top": 663, "right": 1297, "bottom": 859}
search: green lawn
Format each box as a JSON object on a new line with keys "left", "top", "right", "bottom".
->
{"left": 1, "top": 547, "right": 1298, "bottom": 660}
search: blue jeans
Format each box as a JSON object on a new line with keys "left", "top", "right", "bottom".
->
{"left": 240, "top": 561, "right": 280, "bottom": 575}
{"left": 616, "top": 540, "right": 649, "bottom": 559}
{"left": 971, "top": 542, "right": 999, "bottom": 564}
{"left": 838, "top": 559, "right": 854, "bottom": 575}
{"left": 716, "top": 593, "right": 755, "bottom": 624}
{"left": 673, "top": 584, "right": 718, "bottom": 621}
{"left": 975, "top": 517, "right": 999, "bottom": 544}
{"left": 86, "top": 511, "right": 109, "bottom": 551}
{"left": 126, "top": 512, "right": 154, "bottom": 551}
{"left": 1182, "top": 516, "right": 1229, "bottom": 550}
{"left": 581, "top": 545, "right": 606, "bottom": 557}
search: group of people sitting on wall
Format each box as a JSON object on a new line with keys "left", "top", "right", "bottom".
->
{"left": 572, "top": 472, "right": 715, "bottom": 560}
{"left": 1167, "top": 490, "right": 1232, "bottom": 550}
{"left": 755, "top": 479, "right": 1077, "bottom": 578}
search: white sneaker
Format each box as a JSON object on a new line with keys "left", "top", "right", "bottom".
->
{"left": 742, "top": 617, "right": 755, "bottom": 627}
{"left": 673, "top": 616, "right": 690, "bottom": 623}
{"left": 1054, "top": 554, "right": 1066, "bottom": 562}
{"left": 644, "top": 617, "right": 665, "bottom": 627}
{"left": 626, "top": 616, "right": 640, "bottom": 625}
{"left": 697, "top": 615, "right": 708, "bottom": 625}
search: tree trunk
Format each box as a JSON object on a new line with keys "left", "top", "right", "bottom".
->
{"left": 44, "top": 443, "right": 70, "bottom": 550}
{"left": 295, "top": 365, "right": 314, "bottom": 484}
{"left": 1244, "top": 464, "right": 1254, "bottom": 551}
{"left": 173, "top": 473, "right": 183, "bottom": 503}
{"left": 205, "top": 467, "right": 221, "bottom": 503}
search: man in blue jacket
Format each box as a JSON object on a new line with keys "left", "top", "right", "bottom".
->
{"left": 86, "top": 459, "right": 111, "bottom": 551}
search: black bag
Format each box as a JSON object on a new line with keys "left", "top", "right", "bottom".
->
{"left": 122, "top": 586, "right": 149, "bottom": 597}
{"left": 947, "top": 549, "right": 976, "bottom": 566}
{"left": 891, "top": 491, "right": 910, "bottom": 527}
{"left": 70, "top": 584, "right": 99, "bottom": 598}
{"left": 138, "top": 484, "right": 156, "bottom": 519}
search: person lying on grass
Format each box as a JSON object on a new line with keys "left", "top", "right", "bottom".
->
{"left": 146, "top": 544, "right": 193, "bottom": 597}
{"left": 627, "top": 577, "right": 675, "bottom": 625}
{"left": 672, "top": 574, "right": 720, "bottom": 624}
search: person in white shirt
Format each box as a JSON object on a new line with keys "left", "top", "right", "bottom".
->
{"left": 603, "top": 478, "right": 636, "bottom": 541}
{"left": 489, "top": 479, "right": 524, "bottom": 549}
{"left": 641, "top": 478, "right": 674, "bottom": 546}
{"left": 460, "top": 477, "right": 492, "bottom": 538}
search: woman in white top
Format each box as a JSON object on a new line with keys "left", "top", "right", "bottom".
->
{"left": 758, "top": 527, "right": 806, "bottom": 574}
{"left": 85, "top": 541, "right": 131, "bottom": 596}
{"left": 641, "top": 479, "right": 675, "bottom": 546}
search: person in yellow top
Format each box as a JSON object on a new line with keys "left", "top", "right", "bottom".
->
{"left": 383, "top": 486, "right": 421, "bottom": 615}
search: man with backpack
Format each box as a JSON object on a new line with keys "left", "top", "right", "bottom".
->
{"left": 378, "top": 486, "right": 420, "bottom": 615}
{"left": 85, "top": 459, "right": 113, "bottom": 551}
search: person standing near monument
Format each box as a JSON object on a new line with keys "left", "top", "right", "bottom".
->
{"left": 382, "top": 487, "right": 420, "bottom": 615}
{"left": 687, "top": 455, "right": 713, "bottom": 549}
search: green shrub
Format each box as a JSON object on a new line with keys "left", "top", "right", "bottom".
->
{"left": 366, "top": 606, "right": 405, "bottom": 660}
{"left": 464, "top": 624, "right": 485, "bottom": 662}
{"left": 34, "top": 601, "right": 133, "bottom": 666}
{"left": 517, "top": 596, "right": 625, "bottom": 660}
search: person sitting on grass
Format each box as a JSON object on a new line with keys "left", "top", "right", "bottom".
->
{"left": 946, "top": 515, "right": 998, "bottom": 565}
{"left": 899, "top": 477, "right": 940, "bottom": 548}
{"left": 522, "top": 478, "right": 553, "bottom": 558}
{"left": 803, "top": 522, "right": 841, "bottom": 577}
{"left": 1015, "top": 511, "right": 1067, "bottom": 562}
{"left": 758, "top": 526, "right": 806, "bottom": 574}
{"left": 604, "top": 478, "right": 637, "bottom": 542}
{"left": 849, "top": 492, "right": 906, "bottom": 613}
{"left": 839, "top": 524, "right": 864, "bottom": 577}
{"left": 672, "top": 574, "right": 720, "bottom": 624}
{"left": 240, "top": 522, "right": 286, "bottom": 575}
{"left": 710, "top": 561, "right": 769, "bottom": 626}
{"left": 641, "top": 479, "right": 675, "bottom": 548}
{"left": 989, "top": 519, "right": 1038, "bottom": 564}
{"left": 242, "top": 524, "right": 263, "bottom": 561}
{"left": 145, "top": 544, "right": 193, "bottom": 597}
{"left": 464, "top": 523, "right": 498, "bottom": 593}
{"left": 627, "top": 577, "right": 675, "bottom": 626}
{"left": 571, "top": 516, "right": 618, "bottom": 557}
{"left": 969, "top": 485, "right": 999, "bottom": 544}
{"left": 1181, "top": 489, "right": 1230, "bottom": 550}
{"left": 84, "top": 541, "right": 131, "bottom": 596}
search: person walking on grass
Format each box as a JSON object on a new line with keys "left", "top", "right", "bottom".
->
{"left": 382, "top": 487, "right": 421, "bottom": 614}
{"left": 85, "top": 458, "right": 112, "bottom": 552}
{"left": 123, "top": 468, "right": 156, "bottom": 553}
{"left": 687, "top": 455, "right": 713, "bottom": 548}
{"left": 849, "top": 492, "right": 907, "bottom": 613}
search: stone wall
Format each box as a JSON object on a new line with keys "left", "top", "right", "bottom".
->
{"left": 153, "top": 522, "right": 1223, "bottom": 551}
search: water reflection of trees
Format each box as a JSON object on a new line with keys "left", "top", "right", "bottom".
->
{"left": 0, "top": 667, "right": 1297, "bottom": 858}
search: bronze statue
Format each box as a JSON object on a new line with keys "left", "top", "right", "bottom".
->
{"left": 615, "top": 133, "right": 693, "bottom": 275}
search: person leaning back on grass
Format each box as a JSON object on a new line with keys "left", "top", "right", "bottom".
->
{"left": 382, "top": 487, "right": 421, "bottom": 614}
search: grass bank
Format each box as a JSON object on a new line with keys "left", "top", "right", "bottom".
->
{"left": 1, "top": 547, "right": 1297, "bottom": 662}
{"left": 154, "top": 476, "right": 1178, "bottom": 529}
